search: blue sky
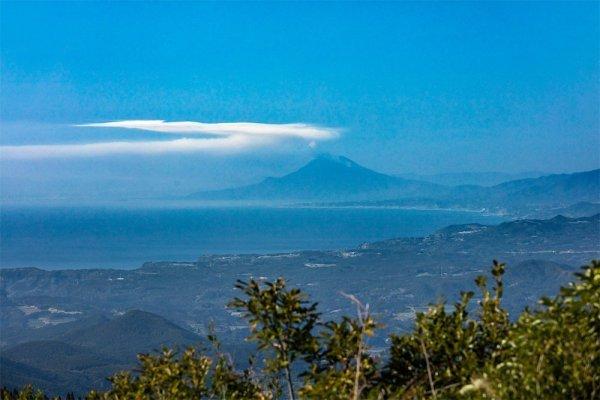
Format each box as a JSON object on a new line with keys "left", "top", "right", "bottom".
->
{"left": 1, "top": 2, "right": 598, "bottom": 200}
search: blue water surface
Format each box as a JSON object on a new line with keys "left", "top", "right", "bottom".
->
{"left": 0, "top": 206, "right": 505, "bottom": 269}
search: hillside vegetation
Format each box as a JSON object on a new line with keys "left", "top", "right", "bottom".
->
{"left": 2, "top": 260, "right": 598, "bottom": 400}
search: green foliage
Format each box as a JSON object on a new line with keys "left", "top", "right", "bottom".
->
{"left": 6, "top": 260, "right": 599, "bottom": 399}
{"left": 382, "top": 261, "right": 510, "bottom": 398}
{"left": 381, "top": 260, "right": 510, "bottom": 398}
{"left": 477, "top": 259, "right": 600, "bottom": 399}
{"left": 84, "top": 345, "right": 273, "bottom": 400}
{"left": 207, "top": 331, "right": 277, "bottom": 400}
{"left": 209, "top": 354, "right": 273, "bottom": 400}
{"left": 86, "top": 348, "right": 211, "bottom": 400}
{"left": 301, "top": 294, "right": 380, "bottom": 400}
{"left": 228, "top": 278, "right": 319, "bottom": 400}
{"left": 0, "top": 385, "right": 70, "bottom": 400}
{"left": 1, "top": 386, "right": 43, "bottom": 400}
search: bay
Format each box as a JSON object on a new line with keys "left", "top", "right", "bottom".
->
{"left": 0, "top": 206, "right": 505, "bottom": 269}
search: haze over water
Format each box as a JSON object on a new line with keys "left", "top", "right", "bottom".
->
{"left": 0, "top": 206, "right": 505, "bottom": 270}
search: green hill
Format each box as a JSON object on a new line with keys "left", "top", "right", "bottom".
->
{"left": 59, "top": 310, "right": 201, "bottom": 359}
{"left": 0, "top": 310, "right": 201, "bottom": 396}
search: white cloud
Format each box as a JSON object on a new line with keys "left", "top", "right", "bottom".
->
{"left": 1, "top": 120, "right": 340, "bottom": 159}
{"left": 1, "top": 136, "right": 259, "bottom": 159}
{"left": 77, "top": 120, "right": 340, "bottom": 140}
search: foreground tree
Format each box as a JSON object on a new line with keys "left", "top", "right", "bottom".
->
{"left": 2, "top": 260, "right": 598, "bottom": 400}
{"left": 228, "top": 278, "right": 320, "bottom": 400}
{"left": 382, "top": 260, "right": 510, "bottom": 398}
{"left": 478, "top": 260, "right": 600, "bottom": 399}
{"left": 300, "top": 293, "right": 380, "bottom": 400}
{"left": 86, "top": 346, "right": 271, "bottom": 400}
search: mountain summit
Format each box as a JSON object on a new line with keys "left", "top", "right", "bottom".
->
{"left": 187, "top": 154, "right": 442, "bottom": 202}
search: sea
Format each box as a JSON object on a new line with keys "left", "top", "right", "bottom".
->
{"left": 0, "top": 205, "right": 506, "bottom": 270}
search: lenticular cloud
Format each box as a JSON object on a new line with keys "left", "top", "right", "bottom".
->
{"left": 0, "top": 120, "right": 340, "bottom": 159}
{"left": 77, "top": 120, "right": 339, "bottom": 140}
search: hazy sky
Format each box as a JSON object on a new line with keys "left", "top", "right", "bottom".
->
{"left": 1, "top": 2, "right": 598, "bottom": 201}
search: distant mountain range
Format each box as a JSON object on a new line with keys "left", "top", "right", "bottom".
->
{"left": 397, "top": 171, "right": 545, "bottom": 187}
{"left": 188, "top": 154, "right": 599, "bottom": 217}
{"left": 448, "top": 168, "right": 600, "bottom": 215}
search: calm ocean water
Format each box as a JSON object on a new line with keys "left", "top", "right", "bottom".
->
{"left": 0, "top": 206, "right": 505, "bottom": 270}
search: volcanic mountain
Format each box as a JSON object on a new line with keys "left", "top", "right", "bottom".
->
{"left": 187, "top": 154, "right": 444, "bottom": 202}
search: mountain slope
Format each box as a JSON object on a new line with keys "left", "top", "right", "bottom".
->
{"left": 368, "top": 214, "right": 600, "bottom": 258}
{"left": 0, "top": 314, "right": 111, "bottom": 347}
{"left": 441, "top": 169, "right": 600, "bottom": 215}
{"left": 188, "top": 154, "right": 445, "bottom": 201}
{"left": 488, "top": 169, "right": 600, "bottom": 206}
{"left": 0, "top": 356, "right": 70, "bottom": 396}
{"left": 0, "top": 310, "right": 201, "bottom": 396}
{"left": 2, "top": 340, "right": 115, "bottom": 372}
{"left": 533, "top": 201, "right": 600, "bottom": 219}
{"left": 292, "top": 164, "right": 599, "bottom": 216}
{"left": 397, "top": 171, "right": 545, "bottom": 187}
{"left": 59, "top": 310, "right": 201, "bottom": 359}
